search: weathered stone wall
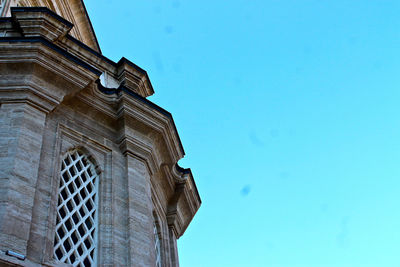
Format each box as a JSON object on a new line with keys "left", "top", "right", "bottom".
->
{"left": 0, "top": 6, "right": 200, "bottom": 267}
{"left": 0, "top": 95, "right": 177, "bottom": 266}
{"left": 0, "top": 102, "right": 47, "bottom": 255}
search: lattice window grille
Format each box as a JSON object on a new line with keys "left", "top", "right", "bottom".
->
{"left": 154, "top": 222, "right": 162, "bottom": 267}
{"left": 54, "top": 150, "right": 99, "bottom": 267}
{"left": 0, "top": 0, "right": 5, "bottom": 16}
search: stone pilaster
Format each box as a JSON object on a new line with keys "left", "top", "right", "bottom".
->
{"left": 0, "top": 102, "right": 47, "bottom": 256}
{"left": 168, "top": 227, "right": 179, "bottom": 267}
{"left": 124, "top": 154, "right": 155, "bottom": 267}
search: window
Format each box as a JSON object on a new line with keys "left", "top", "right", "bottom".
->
{"left": 1, "top": 1, "right": 20, "bottom": 18}
{"left": 154, "top": 222, "right": 162, "bottom": 267}
{"left": 54, "top": 149, "right": 99, "bottom": 267}
{"left": 0, "top": 0, "right": 5, "bottom": 17}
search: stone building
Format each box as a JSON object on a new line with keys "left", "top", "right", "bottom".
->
{"left": 0, "top": 1, "right": 201, "bottom": 266}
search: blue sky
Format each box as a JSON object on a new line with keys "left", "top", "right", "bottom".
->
{"left": 84, "top": 1, "right": 400, "bottom": 266}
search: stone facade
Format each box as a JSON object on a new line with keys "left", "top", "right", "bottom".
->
{"left": 0, "top": 2, "right": 200, "bottom": 267}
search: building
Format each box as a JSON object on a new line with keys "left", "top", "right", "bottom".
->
{"left": 0, "top": 1, "right": 201, "bottom": 266}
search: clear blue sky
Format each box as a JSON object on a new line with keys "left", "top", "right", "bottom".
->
{"left": 84, "top": 1, "right": 400, "bottom": 266}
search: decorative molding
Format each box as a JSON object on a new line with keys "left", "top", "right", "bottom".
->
{"left": 116, "top": 93, "right": 184, "bottom": 164}
{"left": 11, "top": 7, "right": 72, "bottom": 42}
{"left": 18, "top": 0, "right": 101, "bottom": 52}
{"left": 0, "top": 86, "right": 58, "bottom": 113}
{"left": 164, "top": 164, "right": 187, "bottom": 237}
{"left": 116, "top": 57, "right": 154, "bottom": 98}
{"left": 0, "top": 37, "right": 100, "bottom": 112}
{"left": 162, "top": 163, "right": 201, "bottom": 238}
{"left": 118, "top": 135, "right": 157, "bottom": 176}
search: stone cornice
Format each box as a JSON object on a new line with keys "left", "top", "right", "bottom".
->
{"left": 117, "top": 57, "right": 154, "bottom": 97}
{"left": 57, "top": 32, "right": 154, "bottom": 99}
{"left": 1, "top": 7, "right": 152, "bottom": 98}
{"left": 11, "top": 7, "right": 73, "bottom": 42}
{"left": 18, "top": 0, "right": 101, "bottom": 52}
{"left": 0, "top": 86, "right": 59, "bottom": 113}
{"left": 179, "top": 171, "right": 201, "bottom": 236}
{"left": 78, "top": 81, "right": 186, "bottom": 168}
{"left": 115, "top": 89, "right": 185, "bottom": 164}
{"left": 118, "top": 135, "right": 158, "bottom": 176}
{"left": 164, "top": 164, "right": 201, "bottom": 238}
{"left": 0, "top": 37, "right": 101, "bottom": 75}
{"left": 0, "top": 38, "right": 99, "bottom": 112}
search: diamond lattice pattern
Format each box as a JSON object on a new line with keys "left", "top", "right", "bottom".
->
{"left": 0, "top": 0, "right": 5, "bottom": 15}
{"left": 54, "top": 150, "right": 98, "bottom": 267}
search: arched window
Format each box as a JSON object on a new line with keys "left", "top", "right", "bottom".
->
{"left": 154, "top": 221, "right": 162, "bottom": 267}
{"left": 54, "top": 149, "right": 99, "bottom": 267}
